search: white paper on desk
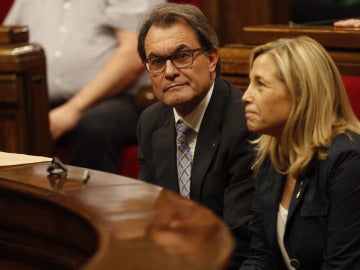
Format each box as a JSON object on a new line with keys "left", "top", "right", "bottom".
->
{"left": 0, "top": 151, "right": 51, "bottom": 166}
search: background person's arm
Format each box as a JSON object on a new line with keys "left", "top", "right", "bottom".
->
{"left": 49, "top": 29, "right": 144, "bottom": 140}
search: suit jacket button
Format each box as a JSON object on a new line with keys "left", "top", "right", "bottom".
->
{"left": 289, "top": 258, "right": 300, "bottom": 269}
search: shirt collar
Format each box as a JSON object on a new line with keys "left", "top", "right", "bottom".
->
{"left": 174, "top": 82, "right": 214, "bottom": 133}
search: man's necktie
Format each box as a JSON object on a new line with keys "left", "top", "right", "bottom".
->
{"left": 176, "top": 120, "right": 192, "bottom": 199}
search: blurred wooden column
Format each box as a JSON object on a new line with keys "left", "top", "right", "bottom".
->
{"left": 201, "top": 0, "right": 290, "bottom": 45}
{"left": 0, "top": 25, "right": 51, "bottom": 156}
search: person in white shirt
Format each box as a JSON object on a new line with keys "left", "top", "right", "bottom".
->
{"left": 4, "top": 0, "right": 164, "bottom": 173}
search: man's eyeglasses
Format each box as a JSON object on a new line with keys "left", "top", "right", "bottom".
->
{"left": 144, "top": 48, "right": 205, "bottom": 74}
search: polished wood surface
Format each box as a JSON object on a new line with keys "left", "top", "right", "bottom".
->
{"left": 0, "top": 25, "right": 51, "bottom": 156}
{"left": 201, "top": 0, "right": 290, "bottom": 44}
{"left": 0, "top": 25, "right": 28, "bottom": 44}
{"left": 220, "top": 24, "right": 360, "bottom": 90}
{"left": 0, "top": 163, "right": 234, "bottom": 269}
{"left": 242, "top": 24, "right": 360, "bottom": 49}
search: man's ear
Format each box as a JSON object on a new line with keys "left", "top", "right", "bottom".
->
{"left": 208, "top": 48, "right": 219, "bottom": 72}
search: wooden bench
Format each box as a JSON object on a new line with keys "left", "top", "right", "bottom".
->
{"left": 219, "top": 24, "right": 360, "bottom": 118}
{"left": 0, "top": 25, "right": 51, "bottom": 156}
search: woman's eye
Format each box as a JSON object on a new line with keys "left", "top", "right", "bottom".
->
{"left": 257, "top": 79, "right": 267, "bottom": 88}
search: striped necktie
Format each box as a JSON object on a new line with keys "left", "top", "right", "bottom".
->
{"left": 176, "top": 120, "right": 192, "bottom": 198}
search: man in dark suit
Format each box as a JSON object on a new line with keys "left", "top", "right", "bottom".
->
{"left": 136, "top": 3, "right": 255, "bottom": 269}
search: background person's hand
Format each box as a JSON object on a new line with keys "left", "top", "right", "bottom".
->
{"left": 334, "top": 18, "right": 360, "bottom": 28}
{"left": 49, "top": 103, "right": 82, "bottom": 141}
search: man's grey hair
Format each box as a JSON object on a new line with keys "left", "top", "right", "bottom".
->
{"left": 137, "top": 3, "right": 219, "bottom": 62}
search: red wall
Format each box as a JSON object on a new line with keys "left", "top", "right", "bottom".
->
{"left": 0, "top": 0, "right": 13, "bottom": 23}
{"left": 343, "top": 76, "right": 360, "bottom": 119}
{"left": 168, "top": 0, "right": 201, "bottom": 7}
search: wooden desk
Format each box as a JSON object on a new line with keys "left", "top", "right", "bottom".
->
{"left": 220, "top": 24, "right": 360, "bottom": 90}
{"left": 0, "top": 163, "right": 234, "bottom": 270}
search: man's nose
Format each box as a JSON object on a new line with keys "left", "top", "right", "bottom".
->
{"left": 164, "top": 59, "right": 180, "bottom": 76}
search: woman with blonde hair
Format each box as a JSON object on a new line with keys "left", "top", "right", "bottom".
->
{"left": 241, "top": 36, "right": 360, "bottom": 269}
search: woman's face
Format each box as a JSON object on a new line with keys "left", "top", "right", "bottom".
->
{"left": 242, "top": 53, "right": 292, "bottom": 139}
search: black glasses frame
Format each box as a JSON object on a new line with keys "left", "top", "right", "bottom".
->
{"left": 144, "top": 47, "right": 205, "bottom": 74}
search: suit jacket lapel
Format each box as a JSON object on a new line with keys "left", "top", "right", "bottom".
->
{"left": 191, "top": 118, "right": 221, "bottom": 200}
{"left": 261, "top": 166, "right": 286, "bottom": 247}
{"left": 191, "top": 77, "right": 228, "bottom": 201}
{"left": 286, "top": 163, "right": 314, "bottom": 224}
{"left": 152, "top": 108, "right": 179, "bottom": 192}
